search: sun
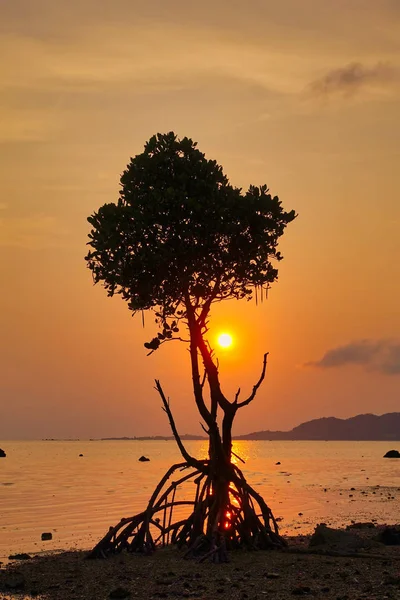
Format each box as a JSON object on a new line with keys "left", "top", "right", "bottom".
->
{"left": 217, "top": 332, "right": 233, "bottom": 349}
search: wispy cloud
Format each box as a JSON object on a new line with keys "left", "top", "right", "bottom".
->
{"left": 308, "top": 62, "right": 399, "bottom": 97}
{"left": 0, "top": 215, "right": 70, "bottom": 249}
{"left": 307, "top": 339, "right": 400, "bottom": 375}
{"left": 0, "top": 28, "right": 309, "bottom": 96}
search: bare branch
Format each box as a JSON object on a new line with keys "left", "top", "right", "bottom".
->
{"left": 232, "top": 450, "right": 246, "bottom": 464}
{"left": 158, "top": 336, "right": 190, "bottom": 346}
{"left": 234, "top": 387, "right": 241, "bottom": 403}
{"left": 154, "top": 379, "right": 201, "bottom": 469}
{"left": 197, "top": 276, "right": 221, "bottom": 327}
{"left": 146, "top": 336, "right": 190, "bottom": 356}
{"left": 200, "top": 422, "right": 209, "bottom": 435}
{"left": 236, "top": 352, "right": 269, "bottom": 409}
{"left": 200, "top": 369, "right": 207, "bottom": 389}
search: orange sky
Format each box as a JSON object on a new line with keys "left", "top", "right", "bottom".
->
{"left": 1, "top": 0, "right": 399, "bottom": 439}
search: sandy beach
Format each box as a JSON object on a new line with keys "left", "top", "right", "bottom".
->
{"left": 1, "top": 526, "right": 400, "bottom": 600}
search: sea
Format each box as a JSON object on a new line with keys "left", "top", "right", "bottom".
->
{"left": 0, "top": 440, "right": 399, "bottom": 562}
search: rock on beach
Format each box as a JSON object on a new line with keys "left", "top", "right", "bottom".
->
{"left": 309, "top": 523, "right": 366, "bottom": 551}
{"left": 384, "top": 449, "right": 400, "bottom": 458}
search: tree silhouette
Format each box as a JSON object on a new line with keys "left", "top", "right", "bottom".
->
{"left": 85, "top": 132, "right": 296, "bottom": 561}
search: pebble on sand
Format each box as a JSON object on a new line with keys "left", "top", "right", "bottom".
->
{"left": 109, "top": 587, "right": 131, "bottom": 599}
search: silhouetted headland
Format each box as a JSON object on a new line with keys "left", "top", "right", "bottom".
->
{"left": 235, "top": 412, "right": 400, "bottom": 441}
{"left": 101, "top": 413, "right": 400, "bottom": 441}
{"left": 100, "top": 434, "right": 205, "bottom": 441}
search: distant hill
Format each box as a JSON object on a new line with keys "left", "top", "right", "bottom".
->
{"left": 235, "top": 413, "right": 400, "bottom": 441}
{"left": 100, "top": 413, "right": 400, "bottom": 442}
{"left": 100, "top": 434, "right": 205, "bottom": 441}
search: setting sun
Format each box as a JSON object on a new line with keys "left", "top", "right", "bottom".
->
{"left": 217, "top": 333, "right": 233, "bottom": 348}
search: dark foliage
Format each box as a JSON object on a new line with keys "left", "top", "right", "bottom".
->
{"left": 86, "top": 132, "right": 295, "bottom": 349}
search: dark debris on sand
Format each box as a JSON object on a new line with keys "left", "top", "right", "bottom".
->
{"left": 1, "top": 530, "right": 400, "bottom": 600}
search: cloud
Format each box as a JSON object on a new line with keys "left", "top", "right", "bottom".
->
{"left": 308, "top": 62, "right": 399, "bottom": 97}
{"left": 307, "top": 339, "right": 400, "bottom": 375}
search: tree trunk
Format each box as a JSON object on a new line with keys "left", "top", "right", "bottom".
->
{"left": 88, "top": 309, "right": 286, "bottom": 560}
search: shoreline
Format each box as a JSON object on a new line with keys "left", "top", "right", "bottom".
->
{"left": 1, "top": 526, "right": 399, "bottom": 600}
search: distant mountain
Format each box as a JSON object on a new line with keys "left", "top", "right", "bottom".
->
{"left": 99, "top": 413, "right": 400, "bottom": 442}
{"left": 100, "top": 434, "right": 205, "bottom": 441}
{"left": 235, "top": 413, "right": 400, "bottom": 441}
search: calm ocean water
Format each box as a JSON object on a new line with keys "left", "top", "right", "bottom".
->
{"left": 0, "top": 440, "right": 399, "bottom": 560}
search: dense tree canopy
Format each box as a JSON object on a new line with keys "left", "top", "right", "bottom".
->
{"left": 86, "top": 132, "right": 296, "bottom": 349}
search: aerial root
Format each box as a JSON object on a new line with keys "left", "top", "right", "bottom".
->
{"left": 88, "top": 460, "right": 286, "bottom": 560}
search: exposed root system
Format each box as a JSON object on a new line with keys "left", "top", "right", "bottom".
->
{"left": 89, "top": 459, "right": 286, "bottom": 561}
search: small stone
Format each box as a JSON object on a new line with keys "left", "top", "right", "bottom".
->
{"left": 138, "top": 455, "right": 150, "bottom": 462}
{"left": 41, "top": 532, "right": 52, "bottom": 541}
{"left": 275, "top": 461, "right": 281, "bottom": 465}
{"left": 109, "top": 587, "right": 131, "bottom": 599}
{"left": 292, "top": 586, "right": 312, "bottom": 595}
{"left": 298, "top": 512, "right": 303, "bottom": 516}
{"left": 79, "top": 453, "right": 84, "bottom": 457}
{"left": 0, "top": 448, "right": 6, "bottom": 458}
{"left": 8, "top": 553, "right": 32, "bottom": 560}
{"left": 265, "top": 572, "right": 280, "bottom": 579}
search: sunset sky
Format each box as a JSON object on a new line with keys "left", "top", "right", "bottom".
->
{"left": 1, "top": 0, "right": 399, "bottom": 440}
